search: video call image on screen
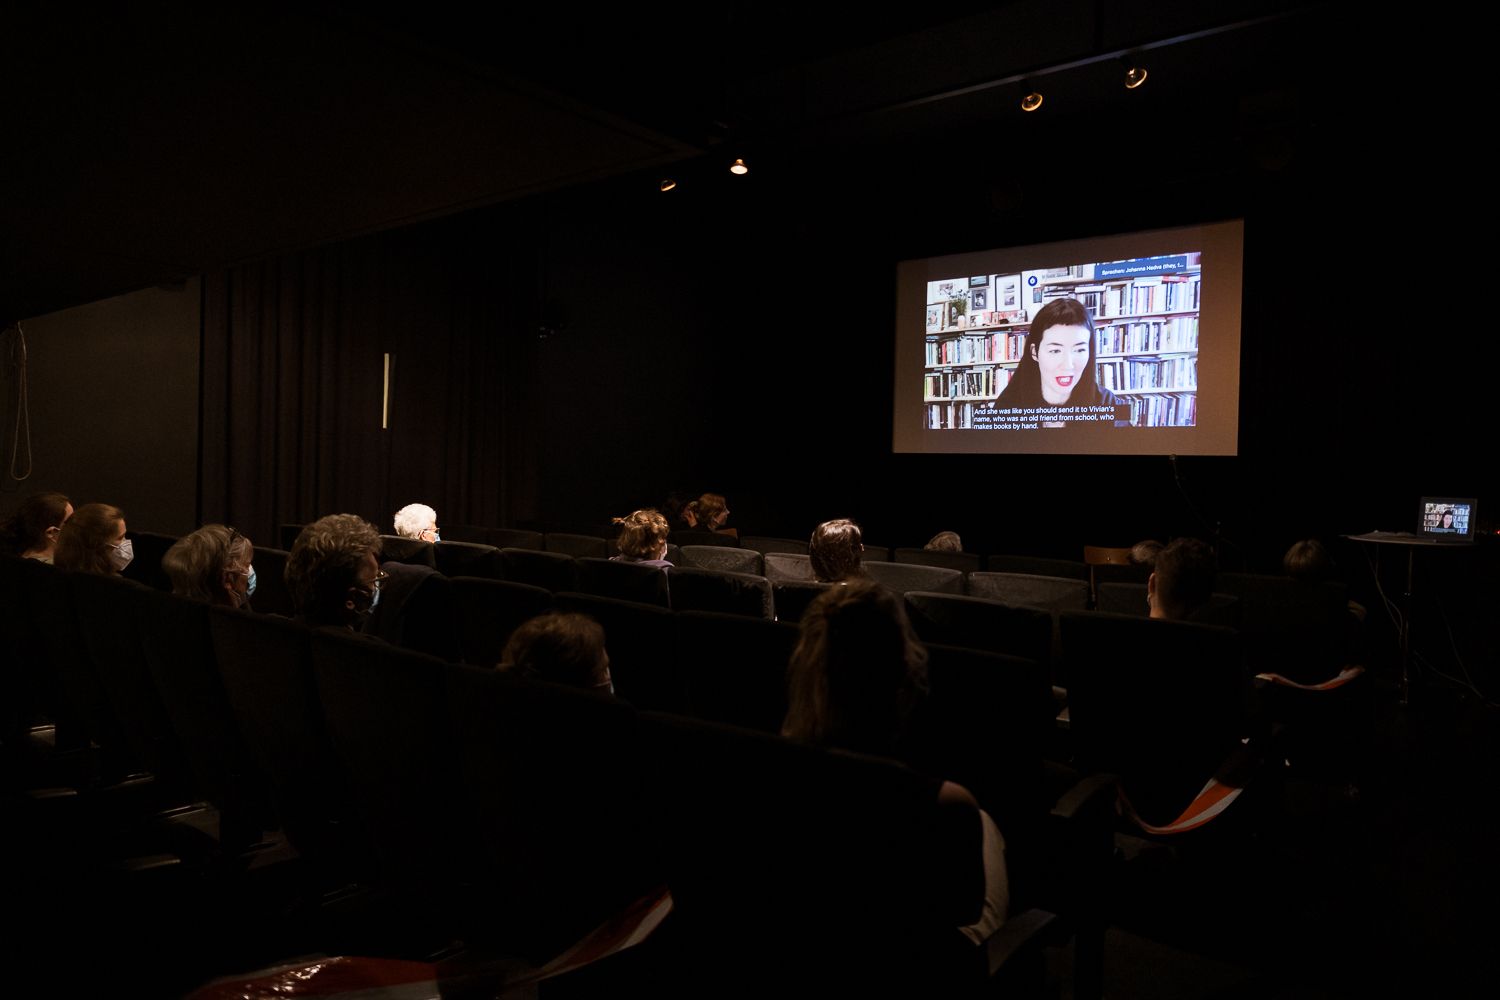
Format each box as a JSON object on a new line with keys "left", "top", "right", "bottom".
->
{"left": 1422, "top": 502, "right": 1472, "bottom": 536}
{"left": 923, "top": 253, "right": 1200, "bottom": 431}
{"left": 893, "top": 221, "right": 1241, "bottom": 457}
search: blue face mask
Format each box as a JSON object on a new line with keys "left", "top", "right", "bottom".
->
{"left": 245, "top": 567, "right": 257, "bottom": 599}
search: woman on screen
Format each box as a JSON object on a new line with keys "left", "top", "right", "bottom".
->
{"left": 989, "top": 298, "right": 1128, "bottom": 424}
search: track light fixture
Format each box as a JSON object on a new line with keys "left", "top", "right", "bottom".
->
{"left": 1020, "top": 90, "right": 1043, "bottom": 112}
{"left": 729, "top": 158, "right": 749, "bottom": 175}
{"left": 659, "top": 178, "right": 677, "bottom": 192}
{"left": 1124, "top": 60, "right": 1148, "bottom": 89}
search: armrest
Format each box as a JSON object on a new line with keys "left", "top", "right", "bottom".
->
{"left": 982, "top": 907, "right": 1059, "bottom": 977}
{"left": 1050, "top": 772, "right": 1118, "bottom": 824}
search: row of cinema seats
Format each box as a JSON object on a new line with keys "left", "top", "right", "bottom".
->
{"left": 0, "top": 552, "right": 1118, "bottom": 996}
{"left": 279, "top": 521, "right": 1150, "bottom": 578}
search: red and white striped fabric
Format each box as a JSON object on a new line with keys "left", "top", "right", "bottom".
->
{"left": 189, "top": 888, "right": 674, "bottom": 1000}
{"left": 1118, "top": 776, "right": 1245, "bottom": 835}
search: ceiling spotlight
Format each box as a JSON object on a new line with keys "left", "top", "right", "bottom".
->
{"left": 1020, "top": 90, "right": 1043, "bottom": 112}
{"left": 659, "top": 178, "right": 677, "bottom": 192}
{"left": 729, "top": 158, "right": 749, "bottom": 175}
{"left": 1125, "top": 64, "right": 1148, "bottom": 89}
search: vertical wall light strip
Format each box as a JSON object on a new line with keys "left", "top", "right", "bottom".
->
{"left": 382, "top": 353, "right": 391, "bottom": 430}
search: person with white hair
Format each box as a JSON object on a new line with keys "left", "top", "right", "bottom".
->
{"left": 393, "top": 502, "right": 440, "bottom": 542}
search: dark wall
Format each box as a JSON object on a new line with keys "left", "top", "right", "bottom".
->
{"left": 0, "top": 279, "right": 199, "bottom": 534}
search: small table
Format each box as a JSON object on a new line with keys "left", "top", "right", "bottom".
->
{"left": 1344, "top": 531, "right": 1473, "bottom": 705}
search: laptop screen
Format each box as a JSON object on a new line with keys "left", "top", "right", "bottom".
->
{"left": 1419, "top": 498, "right": 1477, "bottom": 542}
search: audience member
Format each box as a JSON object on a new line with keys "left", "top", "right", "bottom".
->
{"left": 611, "top": 509, "right": 672, "bottom": 568}
{"left": 0, "top": 491, "right": 73, "bottom": 562}
{"left": 285, "top": 514, "right": 384, "bottom": 628}
{"left": 695, "top": 493, "right": 732, "bottom": 535}
{"left": 1283, "top": 538, "right": 1334, "bottom": 582}
{"left": 781, "top": 580, "right": 1006, "bottom": 943}
{"left": 924, "top": 530, "right": 963, "bottom": 553}
{"left": 393, "top": 502, "right": 440, "bottom": 542}
{"left": 1130, "top": 538, "right": 1164, "bottom": 568}
{"left": 809, "top": 518, "right": 865, "bottom": 583}
{"left": 1147, "top": 537, "right": 1216, "bottom": 621}
{"left": 498, "top": 612, "right": 613, "bottom": 693}
{"left": 162, "top": 524, "right": 256, "bottom": 608}
{"left": 54, "top": 503, "right": 129, "bottom": 575}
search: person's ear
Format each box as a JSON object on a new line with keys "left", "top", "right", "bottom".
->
{"left": 1030, "top": 344, "right": 1038, "bottom": 361}
{"left": 1147, "top": 572, "right": 1157, "bottom": 596}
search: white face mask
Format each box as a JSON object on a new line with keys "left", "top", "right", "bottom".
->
{"left": 108, "top": 538, "right": 134, "bottom": 571}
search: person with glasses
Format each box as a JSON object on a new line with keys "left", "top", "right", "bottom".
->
{"left": 162, "top": 524, "right": 257, "bottom": 609}
{"left": 285, "top": 514, "right": 384, "bottom": 628}
{"left": 392, "top": 502, "right": 440, "bottom": 543}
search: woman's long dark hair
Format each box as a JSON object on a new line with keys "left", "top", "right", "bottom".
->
{"left": 782, "top": 580, "right": 929, "bottom": 756}
{"left": 994, "top": 297, "right": 1100, "bottom": 409}
{"left": 0, "top": 492, "right": 70, "bottom": 556}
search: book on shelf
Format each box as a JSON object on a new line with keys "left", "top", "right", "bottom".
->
{"left": 1096, "top": 356, "right": 1198, "bottom": 392}
{"left": 1094, "top": 316, "right": 1199, "bottom": 355}
{"left": 1126, "top": 392, "right": 1197, "bottom": 428}
{"left": 924, "top": 367, "right": 1013, "bottom": 401}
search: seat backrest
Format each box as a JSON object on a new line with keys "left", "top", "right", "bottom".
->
{"left": 674, "top": 611, "right": 798, "bottom": 733}
{"left": 311, "top": 629, "right": 472, "bottom": 902}
{"left": 1059, "top": 610, "right": 1247, "bottom": 826}
{"left": 122, "top": 529, "right": 177, "bottom": 592}
{"left": 739, "top": 535, "right": 808, "bottom": 556}
{"left": 914, "top": 643, "right": 1052, "bottom": 896}
{"left": 861, "top": 543, "right": 892, "bottom": 563}
{"left": 1082, "top": 545, "right": 1133, "bottom": 566}
{"left": 555, "top": 592, "right": 682, "bottom": 712}
{"left": 1215, "top": 573, "right": 1347, "bottom": 682}
{"left": 0, "top": 556, "right": 63, "bottom": 739}
{"left": 137, "top": 589, "right": 272, "bottom": 848}
{"left": 763, "top": 551, "right": 816, "bottom": 583}
{"left": 247, "top": 546, "right": 295, "bottom": 616}
{"left": 968, "top": 571, "right": 1090, "bottom": 611}
{"left": 208, "top": 607, "right": 372, "bottom": 877}
{"left": 545, "top": 532, "right": 610, "bottom": 559}
{"left": 667, "top": 567, "right": 774, "bottom": 620}
{"left": 434, "top": 540, "right": 504, "bottom": 580}
{"left": 444, "top": 663, "right": 660, "bottom": 962}
{"left": 499, "top": 548, "right": 579, "bottom": 592}
{"left": 863, "top": 561, "right": 964, "bottom": 595}
{"left": 985, "top": 554, "right": 1090, "bottom": 580}
{"left": 894, "top": 547, "right": 982, "bottom": 574}
{"left": 637, "top": 710, "right": 981, "bottom": 988}
{"left": 489, "top": 527, "right": 545, "bottom": 551}
{"left": 576, "top": 557, "right": 671, "bottom": 608}
{"left": 1096, "top": 581, "right": 1149, "bottom": 616}
{"left": 379, "top": 535, "right": 437, "bottom": 569}
{"left": 772, "top": 580, "right": 832, "bottom": 623}
{"left": 68, "top": 570, "right": 190, "bottom": 791}
{"left": 669, "top": 529, "right": 739, "bottom": 549}
{"left": 450, "top": 576, "right": 556, "bottom": 667}
{"left": 904, "top": 591, "right": 1053, "bottom": 669}
{"left": 677, "top": 545, "right": 763, "bottom": 576}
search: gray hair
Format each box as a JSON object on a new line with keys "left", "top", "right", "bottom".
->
{"left": 393, "top": 502, "right": 437, "bottom": 539}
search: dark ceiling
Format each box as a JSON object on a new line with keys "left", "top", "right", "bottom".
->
{"left": 2, "top": 2, "right": 1338, "bottom": 322}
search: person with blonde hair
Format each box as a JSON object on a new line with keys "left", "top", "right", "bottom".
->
{"left": 611, "top": 509, "right": 672, "bottom": 568}
{"left": 162, "top": 524, "right": 256, "bottom": 608}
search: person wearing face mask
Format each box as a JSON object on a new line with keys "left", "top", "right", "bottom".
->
{"left": 284, "top": 514, "right": 385, "bottom": 629}
{"left": 161, "top": 524, "right": 257, "bottom": 610}
{"left": 0, "top": 491, "right": 74, "bottom": 563}
{"left": 392, "top": 502, "right": 440, "bottom": 543}
{"left": 53, "top": 502, "right": 131, "bottom": 575}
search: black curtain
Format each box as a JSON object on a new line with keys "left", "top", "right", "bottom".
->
{"left": 199, "top": 223, "right": 539, "bottom": 548}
